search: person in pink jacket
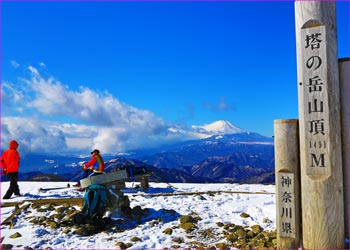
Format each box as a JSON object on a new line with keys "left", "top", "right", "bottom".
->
{"left": 1, "top": 140, "right": 21, "bottom": 199}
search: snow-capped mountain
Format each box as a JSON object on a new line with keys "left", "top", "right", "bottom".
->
{"left": 192, "top": 120, "right": 245, "bottom": 136}
{"left": 169, "top": 120, "right": 246, "bottom": 139}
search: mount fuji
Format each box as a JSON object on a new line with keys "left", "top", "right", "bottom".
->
{"left": 168, "top": 120, "right": 246, "bottom": 140}
{"left": 192, "top": 120, "right": 245, "bottom": 136}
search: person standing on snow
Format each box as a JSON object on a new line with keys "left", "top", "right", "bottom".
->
{"left": 74, "top": 149, "right": 105, "bottom": 187}
{"left": 1, "top": 140, "right": 21, "bottom": 199}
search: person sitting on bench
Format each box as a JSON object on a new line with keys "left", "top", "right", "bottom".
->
{"left": 74, "top": 149, "right": 105, "bottom": 187}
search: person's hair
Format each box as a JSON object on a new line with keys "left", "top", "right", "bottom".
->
{"left": 91, "top": 149, "right": 100, "bottom": 154}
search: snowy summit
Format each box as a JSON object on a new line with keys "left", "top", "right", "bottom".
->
{"left": 167, "top": 120, "right": 246, "bottom": 140}
{"left": 192, "top": 120, "right": 245, "bottom": 137}
{"left": 1, "top": 181, "right": 276, "bottom": 249}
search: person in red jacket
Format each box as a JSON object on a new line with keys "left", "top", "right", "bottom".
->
{"left": 74, "top": 149, "right": 105, "bottom": 187}
{"left": 1, "top": 140, "right": 21, "bottom": 199}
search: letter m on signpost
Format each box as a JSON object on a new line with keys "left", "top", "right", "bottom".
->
{"left": 310, "top": 153, "right": 325, "bottom": 167}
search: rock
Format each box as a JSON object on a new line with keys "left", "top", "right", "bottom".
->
{"left": 115, "top": 242, "right": 126, "bottom": 249}
{"left": 43, "top": 204, "right": 55, "bottom": 211}
{"left": 223, "top": 223, "right": 235, "bottom": 230}
{"left": 163, "top": 228, "right": 173, "bottom": 235}
{"left": 216, "top": 222, "right": 224, "bottom": 227}
{"left": 29, "top": 218, "right": 39, "bottom": 225}
{"left": 130, "top": 237, "right": 142, "bottom": 242}
{"left": 235, "top": 228, "right": 247, "bottom": 239}
{"left": 225, "top": 233, "right": 238, "bottom": 243}
{"left": 262, "top": 217, "right": 273, "bottom": 223}
{"left": 272, "top": 238, "right": 278, "bottom": 246}
{"left": 215, "top": 242, "right": 228, "bottom": 249}
{"left": 36, "top": 208, "right": 47, "bottom": 212}
{"left": 256, "top": 242, "right": 266, "bottom": 248}
{"left": 47, "top": 220, "right": 59, "bottom": 229}
{"left": 62, "top": 229, "right": 71, "bottom": 234}
{"left": 1, "top": 244, "right": 13, "bottom": 249}
{"left": 240, "top": 212, "right": 250, "bottom": 218}
{"left": 179, "top": 215, "right": 196, "bottom": 224}
{"left": 172, "top": 237, "right": 184, "bottom": 243}
{"left": 9, "top": 232, "right": 22, "bottom": 238}
{"left": 179, "top": 222, "right": 196, "bottom": 232}
{"left": 125, "top": 243, "right": 133, "bottom": 248}
{"left": 246, "top": 230, "right": 255, "bottom": 238}
{"left": 73, "top": 224, "right": 98, "bottom": 236}
{"left": 233, "top": 225, "right": 244, "bottom": 231}
{"left": 149, "top": 220, "right": 159, "bottom": 227}
{"left": 250, "top": 224, "right": 262, "bottom": 234}
{"left": 55, "top": 206, "right": 67, "bottom": 214}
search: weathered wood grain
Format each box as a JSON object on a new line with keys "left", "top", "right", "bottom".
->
{"left": 295, "top": 1, "right": 344, "bottom": 248}
{"left": 1, "top": 197, "right": 84, "bottom": 208}
{"left": 339, "top": 58, "right": 350, "bottom": 240}
{"left": 274, "top": 119, "right": 301, "bottom": 249}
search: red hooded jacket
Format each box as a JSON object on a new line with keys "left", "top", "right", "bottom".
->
{"left": 0, "top": 140, "right": 20, "bottom": 173}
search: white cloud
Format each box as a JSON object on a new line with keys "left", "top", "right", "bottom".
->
{"left": 1, "top": 117, "right": 68, "bottom": 155}
{"left": 203, "top": 96, "right": 236, "bottom": 112}
{"left": 28, "top": 66, "right": 39, "bottom": 75}
{"left": 1, "top": 66, "right": 194, "bottom": 155}
{"left": 1, "top": 81, "right": 26, "bottom": 113}
{"left": 10, "top": 60, "right": 20, "bottom": 68}
{"left": 24, "top": 67, "right": 166, "bottom": 129}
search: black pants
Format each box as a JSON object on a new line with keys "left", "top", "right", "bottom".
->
{"left": 3, "top": 172, "right": 20, "bottom": 199}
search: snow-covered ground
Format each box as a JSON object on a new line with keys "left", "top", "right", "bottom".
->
{"left": 1, "top": 181, "right": 276, "bottom": 249}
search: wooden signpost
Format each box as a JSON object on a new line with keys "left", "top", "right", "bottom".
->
{"left": 274, "top": 119, "right": 301, "bottom": 249}
{"left": 339, "top": 58, "right": 350, "bottom": 240}
{"left": 295, "top": 1, "right": 344, "bottom": 248}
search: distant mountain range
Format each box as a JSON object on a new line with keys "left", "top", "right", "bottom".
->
{"left": 2, "top": 120, "right": 275, "bottom": 184}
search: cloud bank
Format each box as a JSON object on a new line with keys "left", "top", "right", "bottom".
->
{"left": 1, "top": 65, "right": 191, "bottom": 155}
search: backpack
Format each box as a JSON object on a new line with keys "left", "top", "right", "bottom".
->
{"left": 125, "top": 164, "right": 148, "bottom": 177}
{"left": 82, "top": 184, "right": 108, "bottom": 223}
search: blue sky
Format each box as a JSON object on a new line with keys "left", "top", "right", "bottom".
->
{"left": 1, "top": 1, "right": 349, "bottom": 155}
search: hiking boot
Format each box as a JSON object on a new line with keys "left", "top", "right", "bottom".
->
{"left": 73, "top": 183, "right": 81, "bottom": 187}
